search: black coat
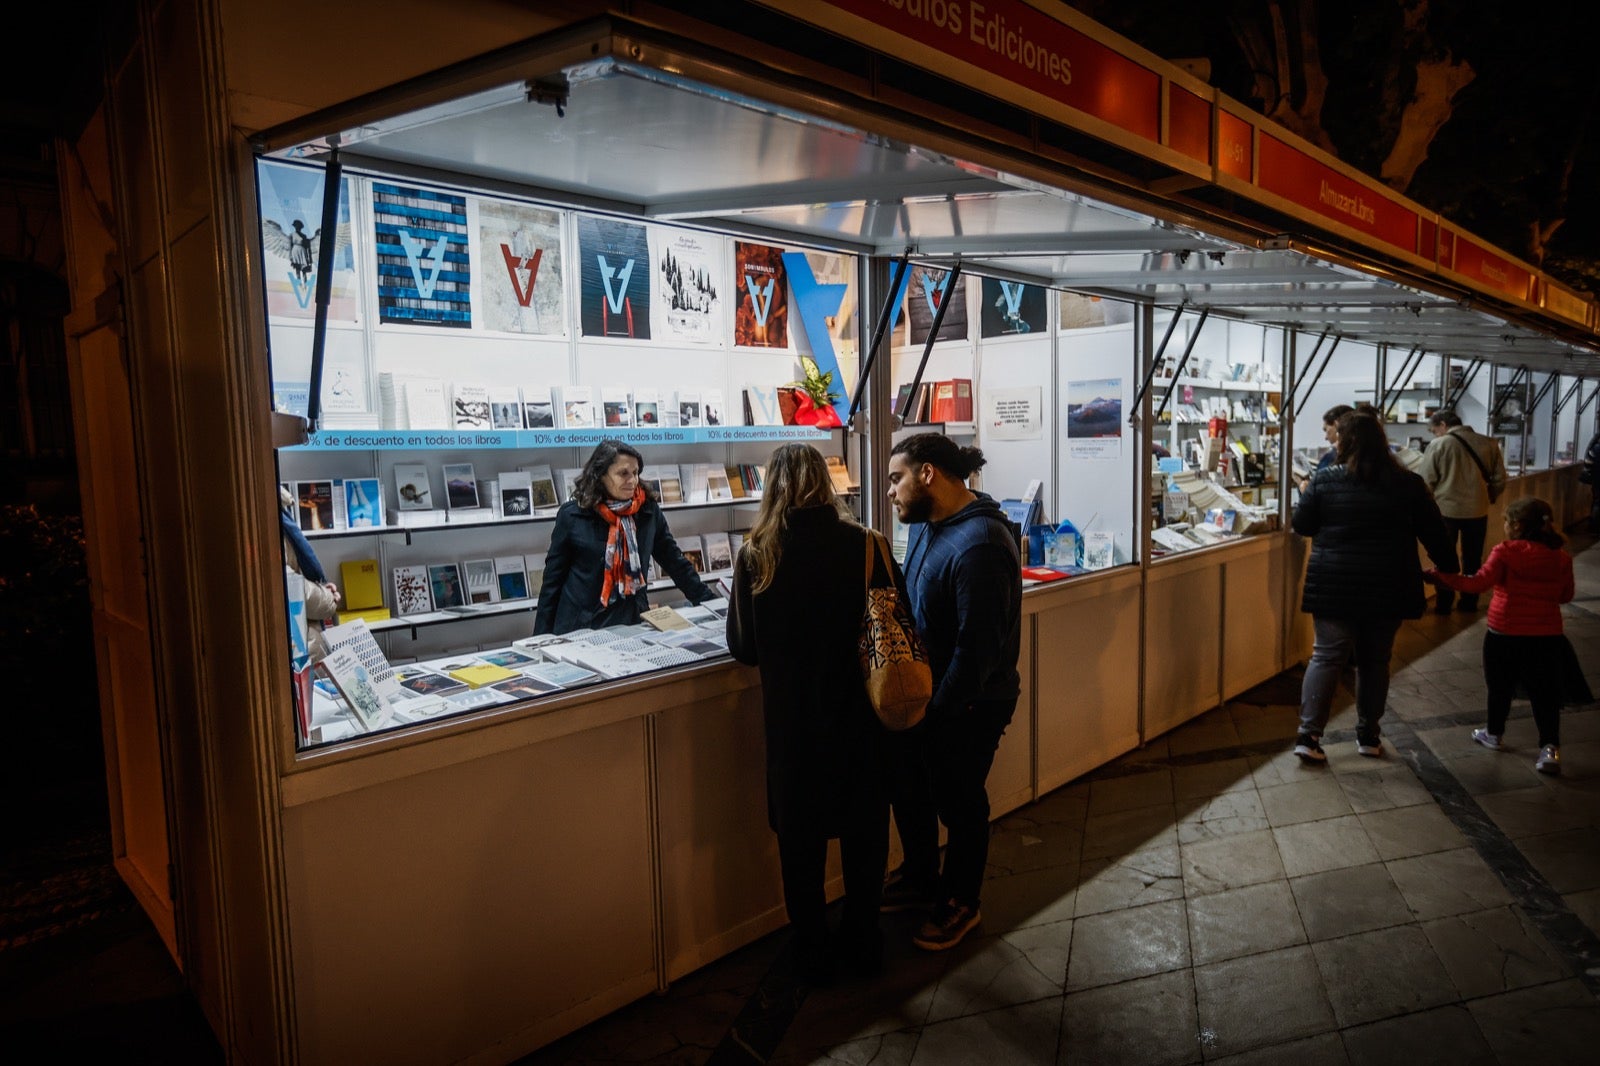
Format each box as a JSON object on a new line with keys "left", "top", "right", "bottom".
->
{"left": 726, "top": 506, "right": 892, "bottom": 834}
{"left": 1293, "top": 463, "right": 1457, "bottom": 619}
{"left": 534, "top": 499, "right": 712, "bottom": 635}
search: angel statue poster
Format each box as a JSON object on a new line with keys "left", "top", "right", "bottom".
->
{"left": 257, "top": 160, "right": 357, "bottom": 321}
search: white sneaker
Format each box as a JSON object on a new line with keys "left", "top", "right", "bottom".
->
{"left": 1536, "top": 745, "right": 1561, "bottom": 775}
{"left": 1471, "top": 728, "right": 1502, "bottom": 751}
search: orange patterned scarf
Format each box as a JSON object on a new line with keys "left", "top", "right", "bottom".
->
{"left": 597, "top": 487, "right": 646, "bottom": 607}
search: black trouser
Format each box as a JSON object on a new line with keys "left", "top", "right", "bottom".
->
{"left": 776, "top": 797, "right": 889, "bottom": 955}
{"left": 889, "top": 697, "right": 1018, "bottom": 909}
{"left": 1436, "top": 515, "right": 1488, "bottom": 609}
{"left": 1483, "top": 631, "right": 1564, "bottom": 747}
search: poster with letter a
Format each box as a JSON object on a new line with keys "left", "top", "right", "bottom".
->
{"left": 651, "top": 227, "right": 721, "bottom": 343}
{"left": 579, "top": 216, "right": 651, "bottom": 339}
{"left": 735, "top": 242, "right": 788, "bottom": 349}
{"left": 258, "top": 160, "right": 357, "bottom": 321}
{"left": 478, "top": 200, "right": 564, "bottom": 335}
{"left": 373, "top": 182, "right": 471, "bottom": 327}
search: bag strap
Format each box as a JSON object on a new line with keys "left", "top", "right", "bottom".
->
{"left": 864, "top": 529, "right": 875, "bottom": 589}
{"left": 865, "top": 529, "right": 893, "bottom": 589}
{"left": 1448, "top": 431, "right": 1492, "bottom": 485}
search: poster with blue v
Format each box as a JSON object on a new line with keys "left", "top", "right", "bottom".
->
{"left": 258, "top": 160, "right": 356, "bottom": 321}
{"left": 579, "top": 216, "right": 652, "bottom": 339}
{"left": 373, "top": 181, "right": 471, "bottom": 328}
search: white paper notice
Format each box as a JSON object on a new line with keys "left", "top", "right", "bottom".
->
{"left": 984, "top": 386, "right": 1042, "bottom": 440}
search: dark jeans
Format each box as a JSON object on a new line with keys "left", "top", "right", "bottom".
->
{"left": 1437, "top": 515, "right": 1488, "bottom": 609}
{"left": 1299, "top": 616, "right": 1402, "bottom": 740}
{"left": 776, "top": 796, "right": 889, "bottom": 955}
{"left": 1483, "top": 631, "right": 1564, "bottom": 747}
{"left": 888, "top": 698, "right": 1018, "bottom": 909}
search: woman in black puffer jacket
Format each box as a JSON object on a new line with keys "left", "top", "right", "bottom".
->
{"left": 1291, "top": 412, "right": 1458, "bottom": 763}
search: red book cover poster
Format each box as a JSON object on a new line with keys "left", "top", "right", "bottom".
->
{"left": 735, "top": 242, "right": 788, "bottom": 348}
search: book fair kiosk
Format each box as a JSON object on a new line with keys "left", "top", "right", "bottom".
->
{"left": 58, "top": 2, "right": 1600, "bottom": 1062}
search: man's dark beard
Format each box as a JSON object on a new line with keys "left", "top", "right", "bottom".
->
{"left": 899, "top": 492, "right": 934, "bottom": 524}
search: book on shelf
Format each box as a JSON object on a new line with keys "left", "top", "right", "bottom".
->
{"left": 703, "top": 389, "right": 725, "bottom": 428}
{"left": 930, "top": 380, "right": 956, "bottom": 423}
{"left": 340, "top": 559, "right": 384, "bottom": 611}
{"left": 441, "top": 463, "right": 479, "bottom": 510}
{"left": 342, "top": 478, "right": 384, "bottom": 528}
{"left": 394, "top": 665, "right": 466, "bottom": 697}
{"left": 393, "top": 462, "right": 433, "bottom": 511}
{"left": 678, "top": 534, "right": 706, "bottom": 573}
{"left": 677, "top": 390, "right": 702, "bottom": 427}
{"left": 498, "top": 470, "right": 533, "bottom": 517}
{"left": 478, "top": 648, "right": 535, "bottom": 667}
{"left": 392, "top": 565, "right": 433, "bottom": 615}
{"left": 461, "top": 558, "right": 499, "bottom": 604}
{"left": 703, "top": 531, "right": 733, "bottom": 571}
{"left": 452, "top": 383, "right": 492, "bottom": 429}
{"left": 684, "top": 463, "right": 714, "bottom": 503}
{"left": 744, "top": 385, "right": 782, "bottom": 426}
{"left": 521, "top": 385, "right": 555, "bottom": 429}
{"left": 488, "top": 386, "right": 523, "bottom": 430}
{"left": 403, "top": 378, "right": 450, "bottom": 429}
{"left": 524, "top": 552, "right": 547, "bottom": 597}
{"left": 318, "top": 644, "right": 393, "bottom": 731}
{"left": 641, "top": 605, "right": 692, "bottom": 631}
{"left": 446, "top": 662, "right": 520, "bottom": 689}
{"left": 1082, "top": 531, "right": 1116, "bottom": 570}
{"left": 523, "top": 660, "right": 601, "bottom": 689}
{"left": 723, "top": 465, "right": 748, "bottom": 498}
{"left": 443, "top": 687, "right": 517, "bottom": 710}
{"left": 706, "top": 471, "right": 733, "bottom": 501}
{"left": 335, "top": 606, "right": 392, "bottom": 625}
{"left": 893, "top": 383, "right": 914, "bottom": 418}
{"left": 825, "top": 456, "right": 853, "bottom": 494}
{"left": 632, "top": 387, "right": 661, "bottom": 427}
{"left": 521, "top": 464, "right": 559, "bottom": 510}
{"left": 656, "top": 464, "right": 685, "bottom": 505}
{"left": 323, "top": 617, "right": 402, "bottom": 700}
{"left": 601, "top": 386, "right": 633, "bottom": 428}
{"left": 295, "top": 480, "right": 338, "bottom": 532}
{"left": 489, "top": 674, "right": 564, "bottom": 699}
{"left": 557, "top": 468, "right": 581, "bottom": 503}
{"left": 1020, "top": 565, "right": 1074, "bottom": 583}
{"left": 729, "top": 531, "right": 745, "bottom": 562}
{"left": 951, "top": 378, "right": 973, "bottom": 421}
{"left": 427, "top": 563, "right": 466, "bottom": 609}
{"left": 494, "top": 556, "right": 530, "bottom": 600}
{"left": 641, "top": 475, "right": 663, "bottom": 500}
{"left": 558, "top": 385, "right": 595, "bottom": 428}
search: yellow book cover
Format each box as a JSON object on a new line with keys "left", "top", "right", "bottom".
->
{"left": 341, "top": 558, "right": 385, "bottom": 610}
{"left": 335, "top": 606, "right": 392, "bottom": 625}
{"left": 447, "top": 663, "right": 520, "bottom": 689}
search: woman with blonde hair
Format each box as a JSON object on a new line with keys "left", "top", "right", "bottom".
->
{"left": 728, "top": 443, "right": 900, "bottom": 983}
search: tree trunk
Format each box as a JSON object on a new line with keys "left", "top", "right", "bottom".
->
{"left": 1380, "top": 50, "right": 1475, "bottom": 191}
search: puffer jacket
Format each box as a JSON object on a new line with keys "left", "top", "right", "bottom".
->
{"left": 1429, "top": 539, "right": 1573, "bottom": 636}
{"left": 1293, "top": 463, "right": 1457, "bottom": 619}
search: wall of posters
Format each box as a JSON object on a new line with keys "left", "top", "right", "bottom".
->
{"left": 258, "top": 160, "right": 357, "bottom": 321}
{"left": 907, "top": 265, "right": 968, "bottom": 345}
{"left": 1067, "top": 376, "right": 1124, "bottom": 460}
{"left": 980, "top": 278, "right": 1048, "bottom": 337}
{"left": 578, "top": 216, "right": 652, "bottom": 339}
{"left": 477, "top": 200, "right": 564, "bottom": 335}
{"left": 373, "top": 182, "right": 471, "bottom": 327}
{"left": 734, "top": 241, "right": 788, "bottom": 348}
{"left": 1060, "top": 291, "right": 1133, "bottom": 329}
{"left": 651, "top": 228, "right": 721, "bottom": 343}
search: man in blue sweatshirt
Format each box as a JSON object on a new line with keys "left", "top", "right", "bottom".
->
{"left": 882, "top": 433, "right": 1022, "bottom": 950}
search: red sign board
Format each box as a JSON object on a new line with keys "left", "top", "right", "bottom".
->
{"left": 1217, "top": 110, "right": 1252, "bottom": 180}
{"left": 1167, "top": 85, "right": 1210, "bottom": 165}
{"left": 1451, "top": 233, "right": 1534, "bottom": 302}
{"left": 820, "top": 0, "right": 1160, "bottom": 142}
{"left": 1257, "top": 135, "right": 1417, "bottom": 254}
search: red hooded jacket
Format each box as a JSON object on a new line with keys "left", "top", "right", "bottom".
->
{"left": 1430, "top": 539, "right": 1574, "bottom": 636}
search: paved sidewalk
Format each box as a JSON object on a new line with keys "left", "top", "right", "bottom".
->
{"left": 528, "top": 535, "right": 1600, "bottom": 1065}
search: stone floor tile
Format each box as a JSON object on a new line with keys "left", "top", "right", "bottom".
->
{"left": 785, "top": 938, "right": 947, "bottom": 1047}
{"left": 768, "top": 1029, "right": 920, "bottom": 1066}
{"left": 986, "top": 817, "right": 1081, "bottom": 876}
{"left": 1475, "top": 786, "right": 1593, "bottom": 839}
{"left": 1420, "top": 905, "right": 1569, "bottom": 999}
{"left": 908, "top": 999, "right": 1062, "bottom": 1066}
{"left": 1206, "top": 1032, "right": 1349, "bottom": 1066}
{"left": 1193, "top": 945, "right": 1336, "bottom": 1058}
{"left": 1249, "top": 749, "right": 1324, "bottom": 790}
{"left": 1259, "top": 777, "right": 1353, "bottom": 828}
{"left": 1415, "top": 725, "right": 1501, "bottom": 760}
{"left": 1556, "top": 707, "right": 1600, "bottom": 744}
{"left": 1073, "top": 846, "right": 1182, "bottom": 917}
{"left": 1088, "top": 769, "right": 1174, "bottom": 815}
{"left": 1310, "top": 925, "right": 1456, "bottom": 1027}
{"left": 1058, "top": 968, "right": 1200, "bottom": 1066}
{"left": 1336, "top": 1003, "right": 1495, "bottom": 1066}
{"left": 1465, "top": 979, "right": 1600, "bottom": 1066}
{"left": 1175, "top": 789, "right": 1268, "bottom": 844}
{"left": 1171, "top": 757, "right": 1256, "bottom": 800}
{"left": 1384, "top": 847, "right": 1514, "bottom": 921}
{"left": 1181, "top": 828, "right": 1286, "bottom": 897}
{"left": 1289, "top": 862, "right": 1411, "bottom": 941}
{"left": 979, "top": 864, "right": 1077, "bottom": 935}
{"left": 1514, "top": 826, "right": 1600, "bottom": 893}
{"left": 1023, "top": 787, "right": 1091, "bottom": 831}
{"left": 1273, "top": 815, "right": 1380, "bottom": 878}
{"left": 1358, "top": 805, "right": 1468, "bottom": 860}
{"left": 1564, "top": 885, "right": 1600, "bottom": 936}
{"left": 1233, "top": 711, "right": 1301, "bottom": 746}
{"left": 1166, "top": 716, "right": 1242, "bottom": 756}
{"left": 1079, "top": 803, "right": 1178, "bottom": 861}
{"left": 1186, "top": 880, "right": 1306, "bottom": 965}
{"left": 1064, "top": 899, "right": 1188, "bottom": 992}
{"left": 1335, "top": 766, "right": 1432, "bottom": 813}
{"left": 1434, "top": 750, "right": 1549, "bottom": 795}
{"left": 923, "top": 920, "right": 1070, "bottom": 1024}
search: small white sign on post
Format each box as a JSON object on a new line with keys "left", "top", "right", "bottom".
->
{"left": 984, "top": 386, "right": 1043, "bottom": 440}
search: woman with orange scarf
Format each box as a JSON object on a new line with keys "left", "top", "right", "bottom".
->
{"left": 534, "top": 440, "right": 714, "bottom": 634}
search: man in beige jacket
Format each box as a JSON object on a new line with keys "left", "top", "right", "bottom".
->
{"left": 1417, "top": 410, "right": 1507, "bottom": 613}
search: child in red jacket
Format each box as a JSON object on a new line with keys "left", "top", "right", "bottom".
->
{"left": 1426, "top": 496, "right": 1575, "bottom": 774}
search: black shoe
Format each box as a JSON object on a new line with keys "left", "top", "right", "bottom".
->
{"left": 912, "top": 899, "right": 981, "bottom": 951}
{"left": 880, "top": 868, "right": 937, "bottom": 913}
{"left": 1293, "top": 732, "right": 1327, "bottom": 764}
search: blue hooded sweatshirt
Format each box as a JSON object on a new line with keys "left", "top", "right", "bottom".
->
{"left": 902, "top": 492, "right": 1022, "bottom": 719}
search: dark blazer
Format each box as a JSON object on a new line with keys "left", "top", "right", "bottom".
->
{"left": 534, "top": 499, "right": 712, "bottom": 634}
{"left": 1293, "top": 463, "right": 1457, "bottom": 619}
{"left": 727, "top": 506, "right": 893, "bottom": 834}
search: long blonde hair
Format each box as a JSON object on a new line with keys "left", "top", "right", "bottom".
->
{"left": 743, "top": 443, "right": 856, "bottom": 594}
